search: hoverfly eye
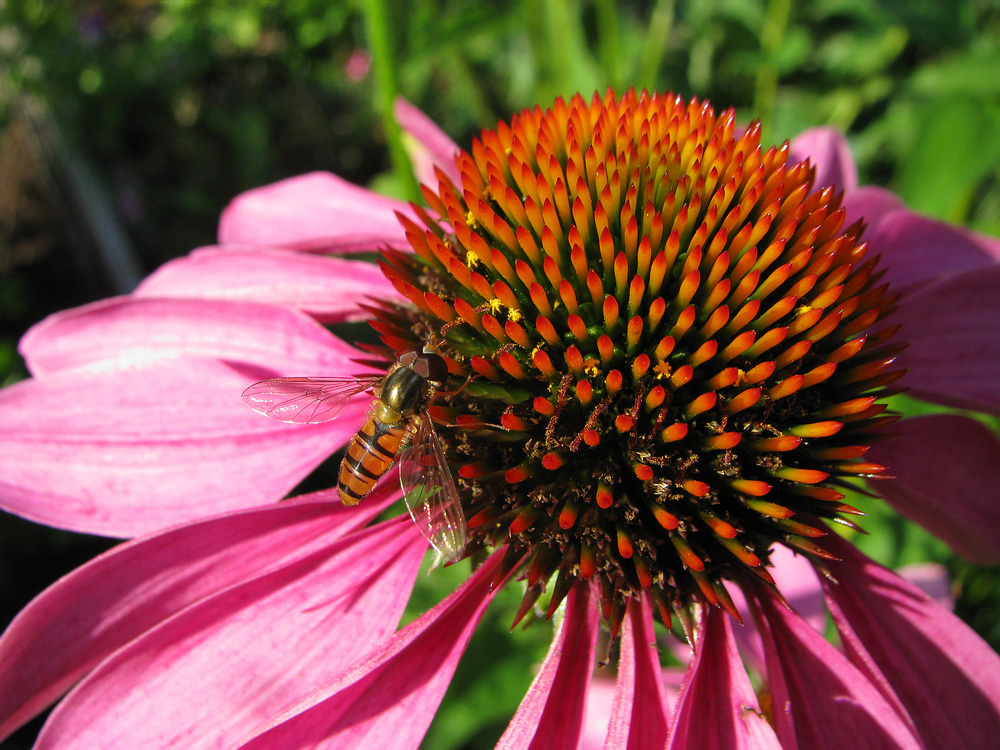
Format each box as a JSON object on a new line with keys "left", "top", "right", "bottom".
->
{"left": 412, "top": 352, "right": 448, "bottom": 383}
{"left": 396, "top": 349, "right": 420, "bottom": 367}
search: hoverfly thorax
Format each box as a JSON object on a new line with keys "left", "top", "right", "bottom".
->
{"left": 376, "top": 349, "right": 448, "bottom": 422}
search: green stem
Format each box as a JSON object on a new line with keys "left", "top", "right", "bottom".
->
{"left": 753, "top": 0, "right": 792, "bottom": 139}
{"left": 361, "top": 0, "right": 419, "bottom": 200}
{"left": 595, "top": 0, "right": 622, "bottom": 89}
{"left": 541, "top": 0, "right": 574, "bottom": 98}
{"left": 636, "top": 0, "right": 676, "bottom": 94}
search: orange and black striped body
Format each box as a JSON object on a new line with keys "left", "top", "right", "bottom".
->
{"left": 338, "top": 416, "right": 409, "bottom": 505}
{"left": 336, "top": 350, "right": 448, "bottom": 505}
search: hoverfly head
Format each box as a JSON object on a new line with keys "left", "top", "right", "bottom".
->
{"left": 410, "top": 349, "right": 449, "bottom": 385}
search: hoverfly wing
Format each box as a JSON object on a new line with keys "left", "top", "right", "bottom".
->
{"left": 399, "top": 416, "right": 467, "bottom": 563}
{"left": 241, "top": 376, "right": 379, "bottom": 424}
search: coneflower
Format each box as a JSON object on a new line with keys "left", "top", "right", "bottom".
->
{"left": 374, "top": 89, "right": 899, "bottom": 634}
{"left": 0, "top": 90, "right": 996, "bottom": 749}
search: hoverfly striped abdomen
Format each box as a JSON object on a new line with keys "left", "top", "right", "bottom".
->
{"left": 337, "top": 418, "right": 407, "bottom": 505}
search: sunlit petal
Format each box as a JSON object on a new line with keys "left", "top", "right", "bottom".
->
{"left": 821, "top": 534, "right": 1000, "bottom": 747}
{"left": 35, "top": 517, "right": 425, "bottom": 749}
{"left": 136, "top": 246, "right": 395, "bottom": 323}
{"left": 0, "top": 360, "right": 362, "bottom": 536}
{"left": 218, "top": 171, "right": 415, "bottom": 252}
{"left": 21, "top": 297, "right": 367, "bottom": 378}
{"left": 0, "top": 491, "right": 395, "bottom": 740}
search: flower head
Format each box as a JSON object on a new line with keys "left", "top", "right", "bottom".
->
{"left": 1, "top": 90, "right": 999, "bottom": 748}
{"left": 369, "top": 90, "right": 901, "bottom": 634}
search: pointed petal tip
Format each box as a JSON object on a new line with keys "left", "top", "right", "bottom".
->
{"left": 789, "top": 126, "right": 858, "bottom": 193}
{"left": 393, "top": 97, "right": 462, "bottom": 188}
{"left": 218, "top": 171, "right": 414, "bottom": 251}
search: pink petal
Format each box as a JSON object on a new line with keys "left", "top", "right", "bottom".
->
{"left": 218, "top": 172, "right": 415, "bottom": 252}
{"left": 726, "top": 545, "right": 827, "bottom": 676}
{"left": 821, "top": 534, "right": 1000, "bottom": 748}
{"left": 789, "top": 126, "right": 858, "bottom": 192}
{"left": 889, "top": 265, "right": 1000, "bottom": 415}
{"left": 603, "top": 595, "right": 669, "bottom": 749}
{"left": 36, "top": 516, "right": 426, "bottom": 749}
{"left": 20, "top": 297, "right": 367, "bottom": 378}
{"left": 497, "top": 583, "right": 599, "bottom": 750}
{"left": 0, "top": 490, "right": 392, "bottom": 740}
{"left": 668, "top": 607, "right": 780, "bottom": 750}
{"left": 868, "top": 208, "right": 1000, "bottom": 294}
{"left": 867, "top": 414, "right": 1000, "bottom": 563}
{"left": 0, "top": 359, "right": 363, "bottom": 536}
{"left": 896, "top": 563, "right": 951, "bottom": 609}
{"left": 768, "top": 545, "right": 827, "bottom": 627}
{"left": 749, "top": 582, "right": 924, "bottom": 750}
{"left": 582, "top": 678, "right": 617, "bottom": 750}
{"left": 234, "top": 547, "right": 505, "bottom": 749}
{"left": 135, "top": 246, "right": 397, "bottom": 323}
{"left": 841, "top": 185, "right": 904, "bottom": 234}
{"left": 395, "top": 97, "right": 462, "bottom": 188}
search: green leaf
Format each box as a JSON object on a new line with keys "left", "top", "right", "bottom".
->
{"left": 896, "top": 96, "right": 1000, "bottom": 222}
{"left": 874, "top": 0, "right": 974, "bottom": 48}
{"left": 910, "top": 46, "right": 1000, "bottom": 99}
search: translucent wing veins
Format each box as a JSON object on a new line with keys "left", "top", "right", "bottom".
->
{"left": 241, "top": 376, "right": 379, "bottom": 424}
{"left": 399, "top": 416, "right": 467, "bottom": 563}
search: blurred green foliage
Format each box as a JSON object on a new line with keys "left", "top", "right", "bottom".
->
{"left": 3, "top": 0, "right": 998, "bottom": 279}
{"left": 1, "top": 1, "right": 999, "bottom": 748}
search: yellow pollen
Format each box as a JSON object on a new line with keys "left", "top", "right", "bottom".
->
{"left": 653, "top": 362, "right": 672, "bottom": 378}
{"left": 508, "top": 308, "right": 523, "bottom": 322}
{"left": 465, "top": 210, "right": 478, "bottom": 228}
{"left": 487, "top": 298, "right": 505, "bottom": 314}
{"left": 466, "top": 250, "right": 481, "bottom": 266}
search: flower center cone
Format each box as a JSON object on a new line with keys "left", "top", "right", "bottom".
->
{"left": 373, "top": 89, "right": 903, "bottom": 635}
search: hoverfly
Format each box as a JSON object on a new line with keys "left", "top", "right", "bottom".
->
{"left": 241, "top": 348, "right": 467, "bottom": 563}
